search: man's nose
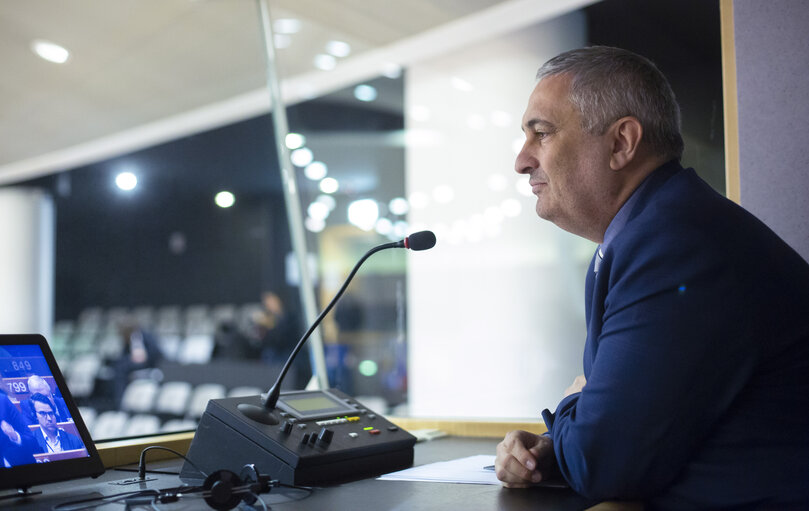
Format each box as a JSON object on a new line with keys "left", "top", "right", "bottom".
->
{"left": 514, "top": 143, "right": 536, "bottom": 175}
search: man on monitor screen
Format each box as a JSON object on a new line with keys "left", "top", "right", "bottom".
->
{"left": 20, "top": 375, "right": 70, "bottom": 425}
{"left": 30, "top": 393, "right": 83, "bottom": 454}
{"left": 1, "top": 387, "right": 37, "bottom": 467}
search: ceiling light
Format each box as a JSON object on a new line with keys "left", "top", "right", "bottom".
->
{"left": 115, "top": 172, "right": 137, "bottom": 191}
{"left": 290, "top": 147, "right": 314, "bottom": 167}
{"left": 320, "top": 177, "right": 339, "bottom": 194}
{"left": 305, "top": 217, "right": 325, "bottom": 233}
{"left": 316, "top": 194, "right": 336, "bottom": 211}
{"left": 381, "top": 62, "right": 403, "bottom": 79}
{"left": 313, "top": 54, "right": 337, "bottom": 71}
{"left": 388, "top": 197, "right": 409, "bottom": 216}
{"left": 304, "top": 161, "right": 328, "bottom": 180}
{"left": 285, "top": 133, "right": 305, "bottom": 149}
{"left": 326, "top": 40, "right": 351, "bottom": 58}
{"left": 273, "top": 18, "right": 301, "bottom": 34}
{"left": 353, "top": 84, "right": 377, "bottom": 102}
{"left": 375, "top": 218, "right": 393, "bottom": 235}
{"left": 347, "top": 199, "right": 379, "bottom": 231}
{"left": 215, "top": 191, "right": 235, "bottom": 208}
{"left": 307, "top": 201, "right": 330, "bottom": 221}
{"left": 31, "top": 39, "right": 70, "bottom": 64}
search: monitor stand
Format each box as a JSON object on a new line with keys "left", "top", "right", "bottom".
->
{"left": 0, "top": 487, "right": 43, "bottom": 502}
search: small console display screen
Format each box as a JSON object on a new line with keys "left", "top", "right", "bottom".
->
{"left": 285, "top": 395, "right": 342, "bottom": 413}
{"left": 279, "top": 390, "right": 355, "bottom": 420}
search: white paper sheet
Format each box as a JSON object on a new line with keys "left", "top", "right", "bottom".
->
{"left": 377, "top": 454, "right": 500, "bottom": 485}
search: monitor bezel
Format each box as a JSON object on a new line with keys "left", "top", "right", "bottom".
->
{"left": 0, "top": 333, "right": 105, "bottom": 491}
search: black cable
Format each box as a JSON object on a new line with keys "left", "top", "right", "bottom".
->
{"left": 51, "top": 489, "right": 159, "bottom": 511}
{"left": 138, "top": 445, "right": 208, "bottom": 480}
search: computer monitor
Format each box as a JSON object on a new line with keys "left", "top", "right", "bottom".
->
{"left": 1, "top": 334, "right": 104, "bottom": 491}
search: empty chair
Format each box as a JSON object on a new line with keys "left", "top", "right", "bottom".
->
{"left": 131, "top": 306, "right": 155, "bottom": 330}
{"left": 227, "top": 386, "right": 263, "bottom": 398}
{"left": 237, "top": 303, "right": 262, "bottom": 334}
{"left": 186, "top": 383, "right": 226, "bottom": 419}
{"left": 97, "top": 332, "right": 124, "bottom": 360}
{"left": 211, "top": 304, "right": 237, "bottom": 325}
{"left": 77, "top": 307, "right": 104, "bottom": 334}
{"left": 161, "top": 418, "right": 198, "bottom": 433}
{"left": 92, "top": 410, "right": 129, "bottom": 441}
{"left": 176, "top": 334, "right": 214, "bottom": 365}
{"left": 158, "top": 334, "right": 182, "bottom": 361}
{"left": 155, "top": 305, "right": 183, "bottom": 336}
{"left": 120, "top": 379, "right": 159, "bottom": 413}
{"left": 104, "top": 307, "right": 130, "bottom": 332}
{"left": 50, "top": 320, "right": 75, "bottom": 359}
{"left": 122, "top": 414, "right": 161, "bottom": 437}
{"left": 65, "top": 353, "right": 101, "bottom": 398}
{"left": 154, "top": 381, "right": 192, "bottom": 417}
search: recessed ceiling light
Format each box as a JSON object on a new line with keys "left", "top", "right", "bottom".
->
{"left": 353, "top": 84, "right": 378, "bottom": 102}
{"left": 313, "top": 54, "right": 337, "bottom": 71}
{"left": 215, "top": 191, "right": 236, "bottom": 208}
{"left": 115, "top": 172, "right": 137, "bottom": 191}
{"left": 31, "top": 39, "right": 70, "bottom": 64}
{"left": 326, "top": 40, "right": 351, "bottom": 58}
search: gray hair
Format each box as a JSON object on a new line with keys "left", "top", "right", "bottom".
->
{"left": 537, "top": 46, "right": 684, "bottom": 161}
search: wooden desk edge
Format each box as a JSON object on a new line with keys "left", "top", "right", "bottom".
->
{"left": 95, "top": 418, "right": 547, "bottom": 468}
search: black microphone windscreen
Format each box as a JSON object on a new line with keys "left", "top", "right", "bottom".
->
{"left": 406, "top": 231, "right": 436, "bottom": 251}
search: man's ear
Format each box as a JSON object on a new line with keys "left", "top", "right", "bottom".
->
{"left": 609, "top": 116, "right": 643, "bottom": 170}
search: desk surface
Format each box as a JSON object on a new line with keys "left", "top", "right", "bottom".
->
{"left": 1, "top": 436, "right": 595, "bottom": 510}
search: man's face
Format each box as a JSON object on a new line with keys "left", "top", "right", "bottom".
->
{"left": 515, "top": 74, "right": 614, "bottom": 240}
{"left": 34, "top": 400, "right": 57, "bottom": 434}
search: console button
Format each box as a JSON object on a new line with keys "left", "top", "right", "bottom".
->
{"left": 318, "top": 427, "right": 334, "bottom": 445}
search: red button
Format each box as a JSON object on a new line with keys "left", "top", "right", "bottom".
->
{"left": 369, "top": 429, "right": 381, "bottom": 435}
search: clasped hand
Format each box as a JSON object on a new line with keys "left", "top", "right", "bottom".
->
{"left": 495, "top": 430, "right": 557, "bottom": 487}
{"left": 495, "top": 374, "right": 585, "bottom": 487}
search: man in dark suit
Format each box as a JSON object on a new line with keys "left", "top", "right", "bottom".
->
{"left": 20, "top": 375, "right": 70, "bottom": 425}
{"left": 30, "top": 393, "right": 84, "bottom": 454}
{"left": 495, "top": 46, "right": 809, "bottom": 509}
{"left": 1, "top": 388, "right": 37, "bottom": 467}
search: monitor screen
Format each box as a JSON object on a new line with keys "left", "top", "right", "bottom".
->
{"left": 1, "top": 334, "right": 104, "bottom": 491}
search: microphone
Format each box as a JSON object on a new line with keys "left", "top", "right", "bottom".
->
{"left": 238, "top": 231, "right": 436, "bottom": 423}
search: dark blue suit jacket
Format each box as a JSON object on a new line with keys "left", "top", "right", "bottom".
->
{"left": 543, "top": 161, "right": 809, "bottom": 509}
{"left": 34, "top": 428, "right": 84, "bottom": 454}
{"left": 0, "top": 391, "right": 37, "bottom": 467}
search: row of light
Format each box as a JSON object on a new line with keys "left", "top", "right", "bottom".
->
{"left": 115, "top": 171, "right": 236, "bottom": 209}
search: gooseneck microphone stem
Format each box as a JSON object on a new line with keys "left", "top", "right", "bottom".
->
{"left": 263, "top": 240, "right": 403, "bottom": 410}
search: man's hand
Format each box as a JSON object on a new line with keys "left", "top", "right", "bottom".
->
{"left": 1, "top": 420, "right": 21, "bottom": 444}
{"left": 564, "top": 374, "right": 587, "bottom": 397}
{"left": 495, "top": 430, "right": 557, "bottom": 488}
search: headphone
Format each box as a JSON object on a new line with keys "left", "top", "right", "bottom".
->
{"left": 149, "top": 464, "right": 276, "bottom": 510}
{"left": 197, "top": 464, "right": 276, "bottom": 510}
